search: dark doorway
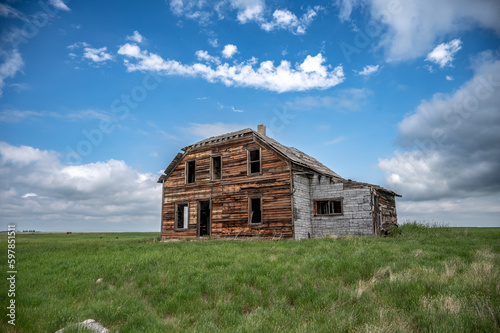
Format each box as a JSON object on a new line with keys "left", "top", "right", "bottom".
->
{"left": 198, "top": 200, "right": 211, "bottom": 236}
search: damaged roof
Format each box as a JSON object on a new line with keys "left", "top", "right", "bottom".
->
{"left": 157, "top": 127, "right": 401, "bottom": 197}
{"left": 158, "top": 128, "right": 341, "bottom": 183}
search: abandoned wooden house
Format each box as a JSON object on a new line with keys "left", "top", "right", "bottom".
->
{"left": 157, "top": 125, "right": 401, "bottom": 240}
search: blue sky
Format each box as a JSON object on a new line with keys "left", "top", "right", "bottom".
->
{"left": 1, "top": 0, "right": 499, "bottom": 231}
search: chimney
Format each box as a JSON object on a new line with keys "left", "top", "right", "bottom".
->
{"left": 257, "top": 124, "right": 266, "bottom": 136}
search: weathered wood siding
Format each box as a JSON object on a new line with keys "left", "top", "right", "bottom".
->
{"left": 293, "top": 173, "right": 374, "bottom": 239}
{"left": 161, "top": 134, "right": 293, "bottom": 240}
{"left": 376, "top": 189, "right": 398, "bottom": 232}
{"left": 292, "top": 173, "right": 312, "bottom": 240}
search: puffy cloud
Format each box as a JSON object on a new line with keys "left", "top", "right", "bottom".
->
{"left": 230, "top": 0, "right": 265, "bottom": 23}
{"left": 83, "top": 47, "right": 114, "bottom": 63}
{"left": 337, "top": 0, "right": 500, "bottom": 61}
{"left": 222, "top": 44, "right": 238, "bottom": 58}
{"left": 68, "top": 43, "right": 113, "bottom": 65}
{"left": 117, "top": 43, "right": 344, "bottom": 93}
{"left": 0, "top": 142, "right": 160, "bottom": 231}
{"left": 195, "top": 50, "right": 220, "bottom": 64}
{"left": 126, "top": 30, "right": 144, "bottom": 44}
{"left": 355, "top": 64, "right": 380, "bottom": 76}
{"left": 426, "top": 39, "right": 462, "bottom": 68}
{"left": 0, "top": 49, "right": 24, "bottom": 97}
{"left": 378, "top": 55, "right": 500, "bottom": 226}
{"left": 260, "top": 7, "right": 319, "bottom": 35}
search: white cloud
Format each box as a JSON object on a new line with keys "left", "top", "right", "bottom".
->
{"left": 397, "top": 196, "right": 500, "bottom": 227}
{"left": 195, "top": 50, "right": 221, "bottom": 64}
{"left": 338, "top": 0, "right": 500, "bottom": 61}
{"left": 68, "top": 43, "right": 113, "bottom": 65}
{"left": 208, "top": 38, "right": 218, "bottom": 47}
{"left": 169, "top": 0, "right": 319, "bottom": 34}
{"left": 336, "top": 0, "right": 362, "bottom": 23}
{"left": 446, "top": 75, "right": 454, "bottom": 81}
{"left": 355, "top": 64, "right": 380, "bottom": 76}
{"left": 49, "top": 0, "right": 70, "bottom": 11}
{"left": 118, "top": 43, "right": 345, "bottom": 93}
{"left": 180, "top": 122, "right": 250, "bottom": 138}
{"left": 67, "top": 42, "right": 89, "bottom": 50}
{"left": 83, "top": 47, "right": 113, "bottom": 63}
{"left": 378, "top": 55, "right": 500, "bottom": 226}
{"left": 230, "top": 0, "right": 265, "bottom": 23}
{"left": 426, "top": 39, "right": 462, "bottom": 68}
{"left": 261, "top": 7, "right": 319, "bottom": 34}
{"left": 126, "top": 31, "right": 144, "bottom": 44}
{"left": 222, "top": 44, "right": 238, "bottom": 58}
{"left": 0, "top": 142, "right": 160, "bottom": 231}
{"left": 0, "top": 49, "right": 24, "bottom": 97}
{"left": 231, "top": 106, "right": 244, "bottom": 112}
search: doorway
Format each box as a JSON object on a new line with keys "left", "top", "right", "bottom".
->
{"left": 198, "top": 200, "right": 211, "bottom": 237}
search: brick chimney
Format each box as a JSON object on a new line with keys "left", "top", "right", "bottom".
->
{"left": 257, "top": 124, "right": 266, "bottom": 136}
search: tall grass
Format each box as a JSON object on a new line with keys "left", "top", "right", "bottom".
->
{"left": 1, "top": 228, "right": 499, "bottom": 332}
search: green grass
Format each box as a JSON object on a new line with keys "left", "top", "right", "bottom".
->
{"left": 1, "top": 226, "right": 499, "bottom": 332}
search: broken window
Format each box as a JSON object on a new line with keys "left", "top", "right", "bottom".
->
{"left": 186, "top": 160, "right": 196, "bottom": 184}
{"left": 176, "top": 203, "right": 189, "bottom": 229}
{"left": 211, "top": 156, "right": 222, "bottom": 180}
{"left": 249, "top": 196, "right": 262, "bottom": 224}
{"left": 248, "top": 149, "right": 261, "bottom": 174}
{"left": 315, "top": 199, "right": 343, "bottom": 215}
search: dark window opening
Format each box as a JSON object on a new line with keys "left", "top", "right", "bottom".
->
{"left": 330, "top": 200, "right": 342, "bottom": 214}
{"left": 211, "top": 156, "right": 222, "bottom": 180}
{"left": 249, "top": 149, "right": 261, "bottom": 174}
{"left": 199, "top": 200, "right": 210, "bottom": 236}
{"left": 186, "top": 160, "right": 196, "bottom": 184}
{"left": 316, "top": 201, "right": 329, "bottom": 215}
{"left": 250, "top": 197, "right": 262, "bottom": 224}
{"left": 176, "top": 204, "right": 188, "bottom": 229}
{"left": 315, "top": 199, "right": 343, "bottom": 215}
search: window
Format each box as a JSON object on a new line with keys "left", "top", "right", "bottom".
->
{"left": 186, "top": 160, "right": 195, "bottom": 184}
{"left": 211, "top": 156, "right": 222, "bottom": 180}
{"left": 314, "top": 199, "right": 343, "bottom": 215}
{"left": 248, "top": 149, "right": 261, "bottom": 174}
{"left": 176, "top": 203, "right": 189, "bottom": 230}
{"left": 249, "top": 196, "right": 262, "bottom": 224}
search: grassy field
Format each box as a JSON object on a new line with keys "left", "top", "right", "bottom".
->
{"left": 1, "top": 225, "right": 499, "bottom": 332}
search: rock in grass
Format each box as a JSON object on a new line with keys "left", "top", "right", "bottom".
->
{"left": 96, "top": 278, "right": 103, "bottom": 283}
{"left": 55, "top": 319, "right": 108, "bottom": 333}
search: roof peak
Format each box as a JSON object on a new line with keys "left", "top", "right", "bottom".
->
{"left": 181, "top": 126, "right": 342, "bottom": 179}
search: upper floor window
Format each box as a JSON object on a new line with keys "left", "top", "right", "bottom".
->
{"left": 248, "top": 149, "right": 261, "bottom": 175}
{"left": 314, "top": 199, "right": 343, "bottom": 216}
{"left": 186, "top": 160, "right": 196, "bottom": 184}
{"left": 211, "top": 156, "right": 222, "bottom": 180}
